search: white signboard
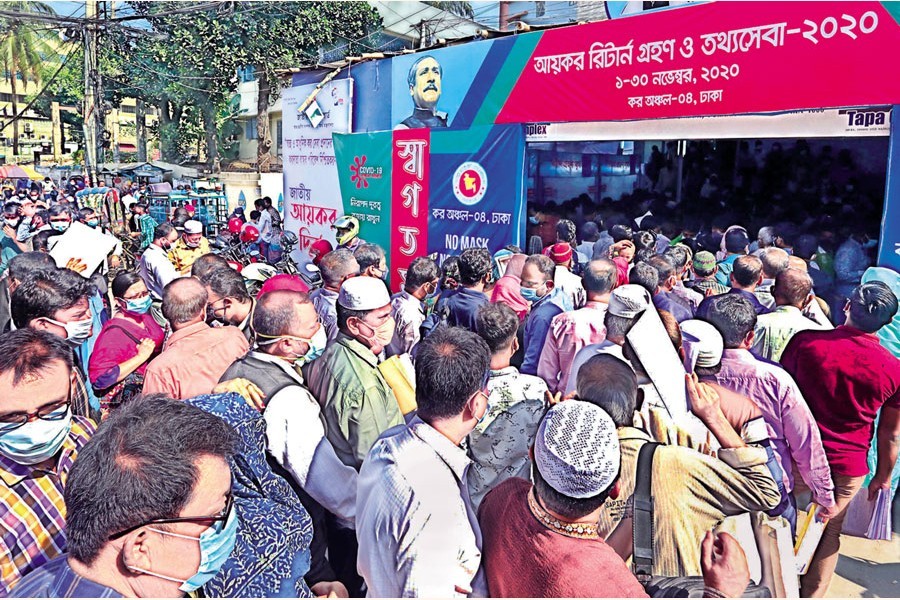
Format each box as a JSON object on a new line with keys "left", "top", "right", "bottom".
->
{"left": 526, "top": 106, "right": 892, "bottom": 142}
{"left": 282, "top": 79, "right": 352, "bottom": 265}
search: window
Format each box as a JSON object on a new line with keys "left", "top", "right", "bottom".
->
{"left": 536, "top": 1, "right": 545, "bottom": 17}
{"left": 238, "top": 66, "right": 256, "bottom": 83}
{"left": 120, "top": 105, "right": 136, "bottom": 114}
{"left": 275, "top": 119, "right": 283, "bottom": 156}
{"left": 245, "top": 117, "right": 258, "bottom": 139}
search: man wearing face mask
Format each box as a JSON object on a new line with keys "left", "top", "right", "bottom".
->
{"left": 199, "top": 266, "right": 255, "bottom": 343}
{"left": 304, "top": 276, "right": 403, "bottom": 471}
{"left": 386, "top": 256, "right": 440, "bottom": 358}
{"left": 168, "top": 220, "right": 211, "bottom": 276}
{"left": 48, "top": 204, "right": 73, "bottom": 234}
{"left": 11, "top": 268, "right": 100, "bottom": 422}
{"left": 11, "top": 396, "right": 239, "bottom": 598}
{"left": 520, "top": 254, "right": 569, "bottom": 377}
{"left": 220, "top": 290, "right": 359, "bottom": 593}
{"left": 1, "top": 201, "right": 25, "bottom": 273}
{"left": 354, "top": 243, "right": 389, "bottom": 282}
{"left": 0, "top": 329, "right": 97, "bottom": 595}
{"left": 356, "top": 327, "right": 491, "bottom": 597}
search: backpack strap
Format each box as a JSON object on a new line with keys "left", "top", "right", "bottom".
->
{"left": 633, "top": 441, "right": 662, "bottom": 584}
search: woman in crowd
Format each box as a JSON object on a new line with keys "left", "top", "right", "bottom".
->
{"left": 88, "top": 271, "right": 165, "bottom": 417}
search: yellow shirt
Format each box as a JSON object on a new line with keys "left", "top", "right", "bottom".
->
{"left": 167, "top": 236, "right": 211, "bottom": 275}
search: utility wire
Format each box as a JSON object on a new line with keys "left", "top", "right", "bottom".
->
{"left": 0, "top": 44, "right": 79, "bottom": 132}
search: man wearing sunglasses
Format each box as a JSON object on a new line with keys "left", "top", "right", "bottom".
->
{"left": 12, "top": 396, "right": 238, "bottom": 598}
{"left": 220, "top": 289, "right": 358, "bottom": 594}
{"left": 0, "top": 329, "right": 97, "bottom": 595}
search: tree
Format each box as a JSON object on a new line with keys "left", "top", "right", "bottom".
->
{"left": 0, "top": 1, "right": 55, "bottom": 157}
{"left": 424, "top": 1, "right": 475, "bottom": 18}
{"left": 227, "top": 2, "right": 381, "bottom": 171}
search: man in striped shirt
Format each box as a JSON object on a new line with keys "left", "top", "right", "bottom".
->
{"left": 0, "top": 329, "right": 96, "bottom": 595}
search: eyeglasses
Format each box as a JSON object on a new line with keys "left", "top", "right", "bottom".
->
{"left": 108, "top": 492, "right": 234, "bottom": 540}
{"left": 0, "top": 390, "right": 72, "bottom": 434}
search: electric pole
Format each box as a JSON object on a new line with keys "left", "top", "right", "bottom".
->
{"left": 83, "top": 0, "right": 98, "bottom": 185}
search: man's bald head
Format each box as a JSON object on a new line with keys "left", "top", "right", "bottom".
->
{"left": 162, "top": 277, "right": 208, "bottom": 328}
{"left": 254, "top": 290, "right": 313, "bottom": 339}
{"left": 773, "top": 267, "right": 813, "bottom": 308}
{"left": 319, "top": 248, "right": 360, "bottom": 289}
{"left": 788, "top": 255, "right": 808, "bottom": 272}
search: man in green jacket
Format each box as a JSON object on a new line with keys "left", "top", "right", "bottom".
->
{"left": 304, "top": 275, "right": 403, "bottom": 470}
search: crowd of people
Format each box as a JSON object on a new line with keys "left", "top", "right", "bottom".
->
{"left": 0, "top": 172, "right": 898, "bottom": 599}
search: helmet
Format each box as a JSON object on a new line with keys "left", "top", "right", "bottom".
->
{"left": 227, "top": 216, "right": 243, "bottom": 234}
{"left": 309, "top": 238, "right": 334, "bottom": 265}
{"left": 240, "top": 225, "right": 260, "bottom": 244}
{"left": 241, "top": 262, "right": 277, "bottom": 284}
{"left": 332, "top": 215, "right": 360, "bottom": 246}
{"left": 281, "top": 230, "right": 298, "bottom": 247}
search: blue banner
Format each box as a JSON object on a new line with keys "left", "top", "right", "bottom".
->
{"left": 427, "top": 124, "right": 526, "bottom": 262}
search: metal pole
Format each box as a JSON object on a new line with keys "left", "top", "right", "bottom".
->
{"left": 82, "top": 0, "right": 98, "bottom": 186}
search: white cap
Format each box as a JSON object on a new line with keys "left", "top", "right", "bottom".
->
{"left": 680, "top": 319, "right": 724, "bottom": 368}
{"left": 338, "top": 276, "right": 391, "bottom": 311}
{"left": 184, "top": 220, "right": 203, "bottom": 234}
{"left": 535, "top": 401, "right": 620, "bottom": 499}
{"left": 608, "top": 284, "right": 652, "bottom": 318}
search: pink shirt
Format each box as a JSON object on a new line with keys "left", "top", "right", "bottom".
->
{"left": 142, "top": 321, "right": 249, "bottom": 400}
{"left": 537, "top": 300, "right": 608, "bottom": 394}
{"left": 711, "top": 348, "right": 835, "bottom": 507}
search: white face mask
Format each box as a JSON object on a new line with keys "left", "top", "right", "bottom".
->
{"left": 42, "top": 316, "right": 93, "bottom": 345}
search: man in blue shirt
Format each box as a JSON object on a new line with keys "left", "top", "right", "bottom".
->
{"left": 715, "top": 227, "right": 750, "bottom": 287}
{"left": 698, "top": 255, "right": 772, "bottom": 320}
{"left": 439, "top": 247, "right": 492, "bottom": 332}
{"left": 520, "top": 254, "right": 571, "bottom": 375}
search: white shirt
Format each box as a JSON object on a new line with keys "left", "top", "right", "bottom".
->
{"left": 138, "top": 243, "right": 180, "bottom": 300}
{"left": 357, "top": 418, "right": 486, "bottom": 598}
{"left": 257, "top": 351, "right": 358, "bottom": 526}
{"left": 257, "top": 208, "right": 274, "bottom": 243}
{"left": 553, "top": 265, "right": 586, "bottom": 309}
{"left": 386, "top": 291, "right": 424, "bottom": 358}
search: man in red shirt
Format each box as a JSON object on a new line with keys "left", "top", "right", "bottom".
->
{"left": 781, "top": 281, "right": 900, "bottom": 598}
{"left": 478, "top": 400, "right": 751, "bottom": 598}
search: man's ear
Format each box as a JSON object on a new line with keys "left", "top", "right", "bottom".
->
{"left": 122, "top": 529, "right": 153, "bottom": 574}
{"left": 744, "top": 329, "right": 756, "bottom": 347}
{"left": 635, "top": 388, "right": 646, "bottom": 411}
{"left": 545, "top": 279, "right": 555, "bottom": 291}
{"left": 756, "top": 274, "right": 764, "bottom": 287}
{"left": 608, "top": 479, "right": 622, "bottom": 500}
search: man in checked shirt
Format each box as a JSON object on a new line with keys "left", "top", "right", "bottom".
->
{"left": 0, "top": 329, "right": 96, "bottom": 595}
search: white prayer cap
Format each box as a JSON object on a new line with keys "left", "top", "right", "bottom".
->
{"left": 535, "top": 401, "right": 620, "bottom": 499}
{"left": 608, "top": 284, "right": 652, "bottom": 318}
{"left": 338, "top": 276, "right": 390, "bottom": 311}
{"left": 184, "top": 219, "right": 203, "bottom": 234}
{"left": 680, "top": 319, "right": 723, "bottom": 368}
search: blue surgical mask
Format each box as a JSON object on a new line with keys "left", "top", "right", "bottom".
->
{"left": 50, "top": 221, "right": 70, "bottom": 232}
{"left": 863, "top": 238, "right": 878, "bottom": 250}
{"left": 124, "top": 295, "right": 153, "bottom": 315}
{"left": 0, "top": 407, "right": 72, "bottom": 465}
{"left": 292, "top": 324, "right": 328, "bottom": 368}
{"left": 520, "top": 287, "right": 540, "bottom": 303}
{"left": 134, "top": 503, "right": 239, "bottom": 593}
{"left": 528, "top": 216, "right": 540, "bottom": 225}
{"left": 85, "top": 218, "right": 100, "bottom": 228}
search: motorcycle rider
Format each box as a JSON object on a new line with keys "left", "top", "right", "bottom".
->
{"left": 332, "top": 216, "right": 365, "bottom": 252}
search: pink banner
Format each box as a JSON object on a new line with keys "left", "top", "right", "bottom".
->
{"left": 390, "top": 129, "right": 430, "bottom": 293}
{"left": 499, "top": 2, "right": 900, "bottom": 123}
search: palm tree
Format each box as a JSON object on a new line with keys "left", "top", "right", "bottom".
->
{"left": 0, "top": 1, "right": 55, "bottom": 158}
{"left": 424, "top": 1, "right": 475, "bottom": 19}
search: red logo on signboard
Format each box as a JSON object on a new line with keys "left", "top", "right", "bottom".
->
{"left": 452, "top": 161, "right": 488, "bottom": 206}
{"left": 350, "top": 155, "right": 382, "bottom": 189}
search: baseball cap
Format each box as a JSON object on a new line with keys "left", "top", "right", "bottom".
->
{"left": 534, "top": 401, "right": 621, "bottom": 498}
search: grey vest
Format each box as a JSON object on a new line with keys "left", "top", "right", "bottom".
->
{"left": 220, "top": 353, "right": 297, "bottom": 405}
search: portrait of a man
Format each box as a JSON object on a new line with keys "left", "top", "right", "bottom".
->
{"left": 396, "top": 55, "right": 449, "bottom": 129}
